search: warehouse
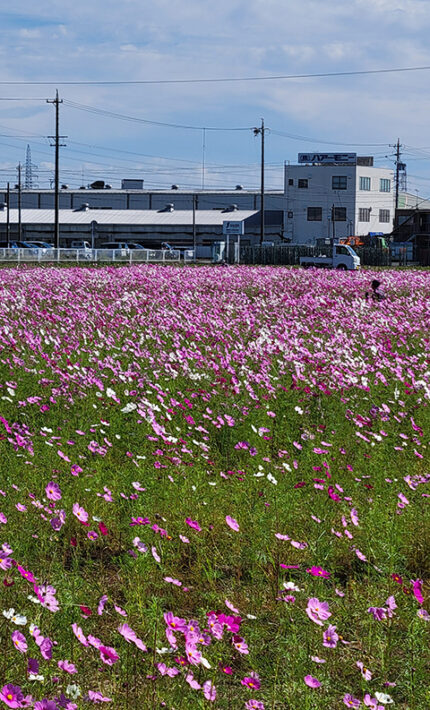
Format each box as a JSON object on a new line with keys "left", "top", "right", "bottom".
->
{"left": 0, "top": 205, "right": 283, "bottom": 258}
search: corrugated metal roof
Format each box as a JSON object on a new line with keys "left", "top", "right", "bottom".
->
{"left": 0, "top": 209, "right": 258, "bottom": 226}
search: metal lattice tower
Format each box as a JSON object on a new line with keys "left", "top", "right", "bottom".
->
{"left": 24, "top": 144, "right": 38, "bottom": 189}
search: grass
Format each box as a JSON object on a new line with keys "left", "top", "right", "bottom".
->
{"left": 0, "top": 264, "right": 429, "bottom": 709}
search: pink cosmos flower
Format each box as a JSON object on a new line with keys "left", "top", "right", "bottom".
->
{"left": 241, "top": 672, "right": 261, "bottom": 690}
{"left": 306, "top": 598, "right": 331, "bottom": 626}
{"left": 58, "top": 660, "right": 77, "bottom": 674}
{"left": 417, "top": 608, "right": 430, "bottom": 620}
{"left": 323, "top": 624, "right": 339, "bottom": 648}
{"left": 151, "top": 546, "right": 161, "bottom": 563}
{"left": 72, "top": 623, "right": 89, "bottom": 646}
{"left": 245, "top": 701, "right": 265, "bottom": 710}
{"left": 185, "top": 672, "right": 201, "bottom": 690}
{"left": 343, "top": 694, "right": 361, "bottom": 707}
{"left": 97, "top": 595, "right": 108, "bottom": 615}
{"left": 39, "top": 637, "right": 53, "bottom": 660}
{"left": 350, "top": 508, "right": 359, "bottom": 526}
{"left": 72, "top": 503, "right": 88, "bottom": 523}
{"left": 117, "top": 623, "right": 147, "bottom": 651}
{"left": 232, "top": 635, "right": 249, "bottom": 654}
{"left": 225, "top": 599, "right": 240, "bottom": 613}
{"left": 202, "top": 680, "right": 216, "bottom": 701}
{"left": 353, "top": 548, "right": 367, "bottom": 562}
{"left": 99, "top": 646, "right": 119, "bottom": 665}
{"left": 0, "top": 684, "right": 30, "bottom": 708}
{"left": 307, "top": 566, "right": 330, "bottom": 579}
{"left": 357, "top": 661, "right": 372, "bottom": 680}
{"left": 45, "top": 482, "right": 62, "bottom": 501}
{"left": 87, "top": 690, "right": 112, "bottom": 703}
{"left": 0, "top": 556, "right": 12, "bottom": 571}
{"left": 185, "top": 518, "right": 201, "bottom": 531}
{"left": 34, "top": 700, "right": 58, "bottom": 710}
{"left": 411, "top": 579, "right": 424, "bottom": 604}
{"left": 225, "top": 515, "right": 240, "bottom": 532}
{"left": 304, "top": 675, "right": 321, "bottom": 688}
{"left": 363, "top": 694, "right": 384, "bottom": 709}
{"left": 16, "top": 565, "right": 36, "bottom": 583}
{"left": 11, "top": 630, "right": 27, "bottom": 653}
{"left": 164, "top": 612, "right": 187, "bottom": 632}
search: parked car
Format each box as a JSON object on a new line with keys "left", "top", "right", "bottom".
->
{"left": 99, "top": 242, "right": 146, "bottom": 250}
{"left": 24, "top": 241, "right": 54, "bottom": 250}
{"left": 70, "top": 240, "right": 92, "bottom": 250}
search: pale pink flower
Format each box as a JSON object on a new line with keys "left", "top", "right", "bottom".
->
{"left": 306, "top": 598, "right": 331, "bottom": 626}
{"left": 225, "top": 515, "right": 240, "bottom": 532}
{"left": 202, "top": 680, "right": 216, "bottom": 701}
{"left": 304, "top": 675, "right": 321, "bottom": 688}
{"left": 72, "top": 503, "right": 88, "bottom": 523}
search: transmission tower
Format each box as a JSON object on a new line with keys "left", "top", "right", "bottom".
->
{"left": 24, "top": 144, "right": 38, "bottom": 189}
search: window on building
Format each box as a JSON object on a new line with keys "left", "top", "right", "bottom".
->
{"left": 333, "top": 207, "right": 347, "bottom": 221}
{"left": 380, "top": 178, "right": 391, "bottom": 193}
{"left": 288, "top": 178, "right": 294, "bottom": 186}
{"left": 298, "top": 179, "right": 309, "bottom": 189}
{"left": 332, "top": 176, "right": 348, "bottom": 190}
{"left": 358, "top": 208, "right": 371, "bottom": 222}
{"left": 379, "top": 209, "right": 390, "bottom": 223}
{"left": 359, "top": 176, "right": 371, "bottom": 191}
{"left": 307, "top": 207, "right": 322, "bottom": 221}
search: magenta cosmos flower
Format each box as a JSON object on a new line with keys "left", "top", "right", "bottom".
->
{"left": 99, "top": 645, "right": 119, "bottom": 665}
{"left": 343, "top": 694, "right": 361, "bottom": 707}
{"left": 225, "top": 515, "right": 240, "bottom": 532}
{"left": 45, "top": 482, "right": 62, "bottom": 501}
{"left": 58, "top": 659, "right": 77, "bottom": 674}
{"left": 306, "top": 598, "right": 332, "bottom": 626}
{"left": 307, "top": 566, "right": 331, "bottom": 578}
{"left": 0, "top": 684, "right": 30, "bottom": 708}
{"left": 11, "top": 630, "right": 27, "bottom": 653}
{"left": 245, "top": 701, "right": 265, "bottom": 710}
{"left": 241, "top": 672, "right": 261, "bottom": 690}
{"left": 304, "top": 675, "right": 321, "bottom": 688}
{"left": 185, "top": 518, "right": 201, "bottom": 531}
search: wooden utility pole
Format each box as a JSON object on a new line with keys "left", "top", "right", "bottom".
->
{"left": 47, "top": 90, "right": 66, "bottom": 249}
{"left": 17, "top": 164, "right": 22, "bottom": 242}
{"left": 254, "top": 119, "right": 266, "bottom": 245}
{"left": 6, "top": 182, "right": 10, "bottom": 247}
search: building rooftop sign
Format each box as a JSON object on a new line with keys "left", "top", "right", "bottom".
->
{"left": 298, "top": 152, "right": 357, "bottom": 165}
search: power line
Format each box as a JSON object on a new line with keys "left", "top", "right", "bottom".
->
{"left": 1, "top": 64, "right": 430, "bottom": 85}
{"left": 64, "top": 100, "right": 252, "bottom": 131}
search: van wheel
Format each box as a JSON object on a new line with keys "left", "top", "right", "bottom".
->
{"left": 336, "top": 263, "right": 347, "bottom": 270}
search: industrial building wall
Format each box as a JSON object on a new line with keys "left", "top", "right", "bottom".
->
{"left": 0, "top": 190, "right": 285, "bottom": 212}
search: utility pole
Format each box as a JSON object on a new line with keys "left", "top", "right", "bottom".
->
{"left": 394, "top": 138, "right": 401, "bottom": 212}
{"left": 192, "top": 193, "right": 197, "bottom": 259}
{"left": 6, "top": 182, "right": 10, "bottom": 248}
{"left": 331, "top": 204, "right": 336, "bottom": 242}
{"left": 47, "top": 90, "right": 66, "bottom": 249}
{"left": 254, "top": 119, "right": 265, "bottom": 245}
{"left": 17, "top": 163, "right": 22, "bottom": 242}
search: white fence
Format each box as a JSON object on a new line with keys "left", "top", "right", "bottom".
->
{"left": 0, "top": 248, "right": 186, "bottom": 264}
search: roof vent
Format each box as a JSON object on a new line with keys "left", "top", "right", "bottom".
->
{"left": 223, "top": 204, "right": 239, "bottom": 212}
{"left": 61, "top": 184, "right": 69, "bottom": 189}
{"left": 77, "top": 203, "right": 90, "bottom": 211}
{"left": 0, "top": 203, "right": 6, "bottom": 211}
{"left": 171, "top": 184, "right": 179, "bottom": 190}
{"left": 159, "top": 203, "right": 175, "bottom": 212}
{"left": 235, "top": 184, "right": 243, "bottom": 190}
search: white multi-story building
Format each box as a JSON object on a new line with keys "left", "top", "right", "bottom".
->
{"left": 284, "top": 153, "right": 394, "bottom": 243}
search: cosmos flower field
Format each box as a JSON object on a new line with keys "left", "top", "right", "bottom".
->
{"left": 0, "top": 264, "right": 429, "bottom": 710}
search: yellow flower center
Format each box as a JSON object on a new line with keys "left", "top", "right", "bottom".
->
{"left": 7, "top": 695, "right": 13, "bottom": 701}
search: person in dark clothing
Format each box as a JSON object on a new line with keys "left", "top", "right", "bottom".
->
{"left": 365, "top": 279, "right": 386, "bottom": 302}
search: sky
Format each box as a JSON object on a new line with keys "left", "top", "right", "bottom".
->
{"left": 1, "top": 0, "right": 430, "bottom": 195}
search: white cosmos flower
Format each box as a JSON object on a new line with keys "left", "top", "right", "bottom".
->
{"left": 3, "top": 608, "right": 27, "bottom": 625}
{"left": 66, "top": 684, "right": 81, "bottom": 699}
{"left": 375, "top": 692, "right": 394, "bottom": 704}
{"left": 267, "top": 473, "right": 278, "bottom": 485}
{"left": 28, "top": 674, "right": 44, "bottom": 682}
